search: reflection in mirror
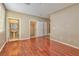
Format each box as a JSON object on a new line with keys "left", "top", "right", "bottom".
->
{"left": 11, "top": 23, "right": 18, "bottom": 31}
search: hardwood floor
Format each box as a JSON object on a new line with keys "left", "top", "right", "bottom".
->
{"left": 0, "top": 36, "right": 79, "bottom": 56}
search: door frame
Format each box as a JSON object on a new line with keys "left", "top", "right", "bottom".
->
{"left": 6, "top": 17, "right": 21, "bottom": 41}
{"left": 29, "top": 20, "right": 37, "bottom": 38}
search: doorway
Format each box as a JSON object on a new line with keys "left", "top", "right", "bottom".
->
{"left": 8, "top": 18, "right": 20, "bottom": 41}
{"left": 30, "top": 21, "right": 36, "bottom": 38}
{"left": 30, "top": 20, "right": 47, "bottom": 38}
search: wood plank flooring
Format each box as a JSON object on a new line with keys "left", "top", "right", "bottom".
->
{"left": 0, "top": 36, "right": 79, "bottom": 56}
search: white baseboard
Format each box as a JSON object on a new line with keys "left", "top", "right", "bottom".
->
{"left": 8, "top": 37, "right": 30, "bottom": 42}
{"left": 29, "top": 35, "right": 45, "bottom": 38}
{"left": 52, "top": 39, "right": 79, "bottom": 49}
{"left": 8, "top": 39, "right": 19, "bottom": 42}
{"left": 9, "top": 40, "right": 18, "bottom": 42}
{"left": 22, "top": 35, "right": 48, "bottom": 39}
{"left": 0, "top": 41, "right": 7, "bottom": 52}
{"left": 22, "top": 37, "right": 30, "bottom": 40}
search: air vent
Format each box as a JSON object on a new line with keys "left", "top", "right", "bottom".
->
{"left": 25, "top": 3, "right": 31, "bottom": 5}
{"left": 25, "top": 3, "right": 42, "bottom": 6}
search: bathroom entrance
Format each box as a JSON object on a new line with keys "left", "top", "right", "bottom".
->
{"left": 8, "top": 18, "right": 19, "bottom": 41}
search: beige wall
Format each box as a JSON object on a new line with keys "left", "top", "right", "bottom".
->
{"left": 6, "top": 10, "right": 48, "bottom": 40}
{"left": 0, "top": 4, "right": 6, "bottom": 49}
{"left": 50, "top": 4, "right": 79, "bottom": 47}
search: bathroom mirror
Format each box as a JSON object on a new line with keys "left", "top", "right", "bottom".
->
{"left": 10, "top": 23, "right": 18, "bottom": 31}
{"left": 11, "top": 23, "right": 18, "bottom": 31}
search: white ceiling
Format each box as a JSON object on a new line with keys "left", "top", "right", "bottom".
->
{"left": 4, "top": 3, "right": 74, "bottom": 18}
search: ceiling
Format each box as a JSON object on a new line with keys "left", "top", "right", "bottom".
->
{"left": 4, "top": 3, "right": 74, "bottom": 18}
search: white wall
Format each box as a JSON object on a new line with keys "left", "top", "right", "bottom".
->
{"left": 0, "top": 4, "right": 6, "bottom": 49}
{"left": 6, "top": 10, "right": 48, "bottom": 40}
{"left": 36, "top": 21, "right": 44, "bottom": 37}
{"left": 50, "top": 4, "right": 79, "bottom": 47}
{"left": 44, "top": 22, "right": 48, "bottom": 35}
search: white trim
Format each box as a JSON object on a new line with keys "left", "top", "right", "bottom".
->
{"left": 7, "top": 17, "right": 21, "bottom": 41}
{"left": 0, "top": 41, "right": 7, "bottom": 52}
{"left": 8, "top": 39, "right": 19, "bottom": 42}
{"left": 8, "top": 37, "right": 30, "bottom": 42}
{"left": 30, "top": 36, "right": 37, "bottom": 38}
{"left": 52, "top": 39, "right": 79, "bottom": 49}
{"left": 22, "top": 37, "right": 30, "bottom": 40}
{"left": 44, "top": 34, "right": 49, "bottom": 36}
{"left": 29, "top": 34, "right": 48, "bottom": 39}
{"left": 8, "top": 35, "right": 47, "bottom": 42}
